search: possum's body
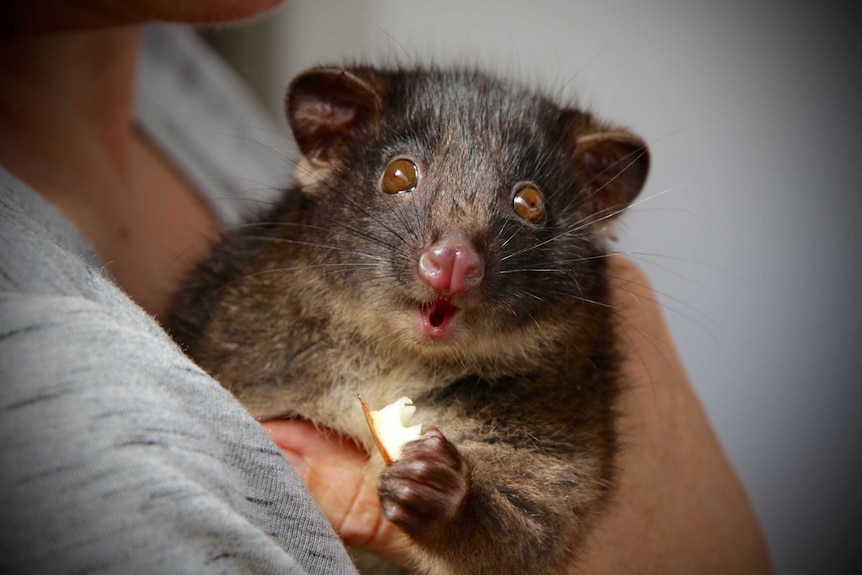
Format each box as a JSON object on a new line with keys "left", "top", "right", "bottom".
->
{"left": 167, "top": 66, "right": 649, "bottom": 575}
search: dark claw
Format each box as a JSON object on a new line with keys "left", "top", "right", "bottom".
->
{"left": 378, "top": 428, "right": 469, "bottom": 539}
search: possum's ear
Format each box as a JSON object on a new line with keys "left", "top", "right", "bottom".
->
{"left": 565, "top": 110, "right": 650, "bottom": 223}
{"left": 286, "top": 67, "right": 387, "bottom": 167}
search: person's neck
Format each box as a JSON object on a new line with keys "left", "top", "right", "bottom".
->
{"left": 0, "top": 26, "right": 221, "bottom": 317}
{"left": 0, "top": 26, "right": 143, "bottom": 215}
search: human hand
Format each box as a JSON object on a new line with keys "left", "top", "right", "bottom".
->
{"left": 263, "top": 256, "right": 771, "bottom": 573}
{"left": 263, "top": 418, "right": 417, "bottom": 567}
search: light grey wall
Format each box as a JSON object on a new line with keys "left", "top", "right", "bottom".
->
{"left": 211, "top": 1, "right": 862, "bottom": 572}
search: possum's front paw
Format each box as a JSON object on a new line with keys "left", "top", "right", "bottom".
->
{"left": 378, "top": 428, "right": 469, "bottom": 539}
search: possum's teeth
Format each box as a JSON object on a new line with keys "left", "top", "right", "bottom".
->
{"left": 359, "top": 396, "right": 423, "bottom": 464}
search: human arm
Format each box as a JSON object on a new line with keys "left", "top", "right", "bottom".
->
{"left": 0, "top": 174, "right": 358, "bottom": 574}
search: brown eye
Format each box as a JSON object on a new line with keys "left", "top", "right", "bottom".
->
{"left": 513, "top": 186, "right": 546, "bottom": 223}
{"left": 380, "top": 158, "right": 418, "bottom": 194}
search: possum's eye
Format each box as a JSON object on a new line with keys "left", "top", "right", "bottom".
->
{"left": 513, "top": 185, "right": 546, "bottom": 223}
{"left": 380, "top": 158, "right": 419, "bottom": 194}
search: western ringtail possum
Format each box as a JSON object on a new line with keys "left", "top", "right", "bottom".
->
{"left": 167, "top": 65, "right": 650, "bottom": 575}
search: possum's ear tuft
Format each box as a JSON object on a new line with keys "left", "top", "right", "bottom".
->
{"left": 286, "top": 67, "right": 388, "bottom": 167}
{"left": 563, "top": 110, "right": 650, "bottom": 223}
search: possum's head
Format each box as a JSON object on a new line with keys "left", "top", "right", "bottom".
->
{"left": 285, "top": 66, "right": 649, "bottom": 365}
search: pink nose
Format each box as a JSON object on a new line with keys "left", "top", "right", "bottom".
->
{"left": 418, "top": 234, "right": 484, "bottom": 296}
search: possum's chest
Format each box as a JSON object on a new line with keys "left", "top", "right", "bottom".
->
{"left": 294, "top": 356, "right": 457, "bottom": 451}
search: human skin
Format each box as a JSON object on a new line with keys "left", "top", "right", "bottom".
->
{"left": 3, "top": 0, "right": 286, "bottom": 35}
{"left": 0, "top": 1, "right": 286, "bottom": 315}
{"left": 1, "top": 2, "right": 772, "bottom": 572}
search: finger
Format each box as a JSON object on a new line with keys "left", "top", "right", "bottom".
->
{"left": 262, "top": 419, "right": 416, "bottom": 566}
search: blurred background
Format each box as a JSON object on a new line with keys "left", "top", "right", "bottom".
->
{"left": 202, "top": 0, "right": 861, "bottom": 572}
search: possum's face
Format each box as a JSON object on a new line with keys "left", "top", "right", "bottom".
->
{"left": 286, "top": 67, "right": 649, "bottom": 359}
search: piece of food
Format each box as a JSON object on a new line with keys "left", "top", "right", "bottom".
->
{"left": 359, "top": 395, "right": 423, "bottom": 465}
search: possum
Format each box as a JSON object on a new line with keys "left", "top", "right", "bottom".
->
{"left": 166, "top": 65, "right": 650, "bottom": 575}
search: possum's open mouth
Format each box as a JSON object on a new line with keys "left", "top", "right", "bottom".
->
{"left": 417, "top": 299, "right": 461, "bottom": 339}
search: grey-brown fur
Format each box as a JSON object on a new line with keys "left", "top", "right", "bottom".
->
{"left": 167, "top": 65, "right": 649, "bottom": 575}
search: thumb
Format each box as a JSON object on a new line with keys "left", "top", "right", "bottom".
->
{"left": 261, "top": 419, "right": 416, "bottom": 566}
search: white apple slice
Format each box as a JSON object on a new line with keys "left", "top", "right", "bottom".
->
{"left": 359, "top": 395, "right": 423, "bottom": 465}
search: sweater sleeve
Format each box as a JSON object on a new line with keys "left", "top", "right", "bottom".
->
{"left": 0, "top": 171, "right": 358, "bottom": 574}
